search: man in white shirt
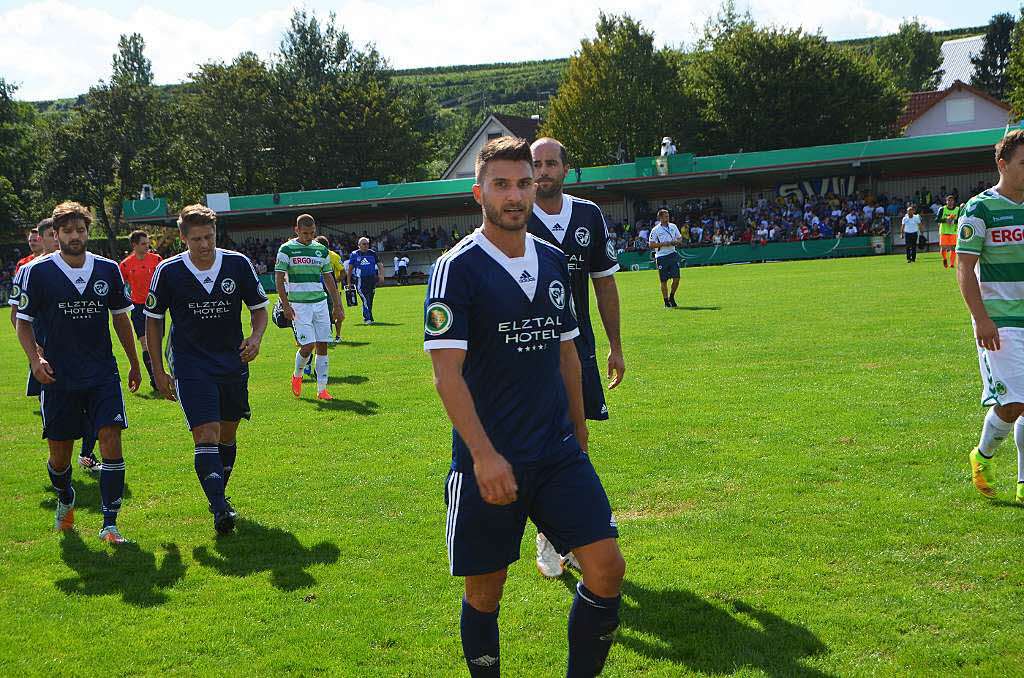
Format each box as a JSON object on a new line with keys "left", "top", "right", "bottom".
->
{"left": 900, "top": 205, "right": 922, "bottom": 263}
{"left": 845, "top": 223, "right": 859, "bottom": 237}
{"left": 393, "top": 253, "right": 410, "bottom": 285}
{"left": 648, "top": 209, "right": 683, "bottom": 308}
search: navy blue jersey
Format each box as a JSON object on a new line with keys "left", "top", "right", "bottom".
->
{"left": 347, "top": 249, "right": 378, "bottom": 278}
{"left": 16, "top": 252, "right": 133, "bottom": 390}
{"left": 145, "top": 249, "right": 268, "bottom": 382}
{"left": 424, "top": 229, "right": 580, "bottom": 471}
{"left": 528, "top": 194, "right": 619, "bottom": 359}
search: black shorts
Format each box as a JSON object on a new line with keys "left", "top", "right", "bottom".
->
{"left": 26, "top": 368, "right": 40, "bottom": 397}
{"left": 444, "top": 447, "right": 618, "bottom": 577}
{"left": 40, "top": 380, "right": 126, "bottom": 441}
{"left": 130, "top": 304, "right": 147, "bottom": 339}
{"left": 580, "top": 353, "right": 609, "bottom": 420}
{"left": 175, "top": 377, "right": 251, "bottom": 430}
{"left": 657, "top": 252, "right": 681, "bottom": 281}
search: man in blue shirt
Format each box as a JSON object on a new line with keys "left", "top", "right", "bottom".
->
{"left": 145, "top": 204, "right": 269, "bottom": 535}
{"left": 16, "top": 201, "right": 141, "bottom": 544}
{"left": 425, "top": 137, "right": 625, "bottom": 677}
{"left": 346, "top": 238, "right": 379, "bottom": 324}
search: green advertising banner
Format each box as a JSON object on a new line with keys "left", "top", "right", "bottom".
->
{"left": 617, "top": 236, "right": 882, "bottom": 270}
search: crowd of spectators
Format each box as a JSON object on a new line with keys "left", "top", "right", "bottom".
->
{"left": 603, "top": 178, "right": 992, "bottom": 253}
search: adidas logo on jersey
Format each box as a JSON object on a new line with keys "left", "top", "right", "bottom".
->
{"left": 204, "top": 277, "right": 213, "bottom": 283}
{"left": 551, "top": 223, "right": 564, "bottom": 231}
{"left": 76, "top": 277, "right": 85, "bottom": 283}
{"left": 113, "top": 414, "right": 123, "bottom": 423}
{"left": 519, "top": 270, "right": 535, "bottom": 283}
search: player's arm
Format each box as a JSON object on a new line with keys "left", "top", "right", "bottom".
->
{"left": 145, "top": 315, "right": 175, "bottom": 401}
{"left": 559, "top": 338, "right": 588, "bottom": 452}
{"left": 16, "top": 318, "right": 54, "bottom": 384}
{"left": 956, "top": 252, "right": 999, "bottom": 351}
{"left": 112, "top": 310, "right": 141, "bottom": 392}
{"left": 239, "top": 307, "right": 268, "bottom": 363}
{"left": 430, "top": 348, "right": 518, "bottom": 505}
{"left": 591, "top": 275, "right": 625, "bottom": 389}
{"left": 322, "top": 267, "right": 344, "bottom": 321}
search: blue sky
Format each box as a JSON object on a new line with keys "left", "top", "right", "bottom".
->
{"left": 0, "top": 0, "right": 1014, "bottom": 100}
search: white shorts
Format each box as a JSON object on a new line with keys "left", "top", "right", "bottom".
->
{"left": 291, "top": 300, "right": 332, "bottom": 345}
{"left": 977, "top": 327, "right": 1024, "bottom": 406}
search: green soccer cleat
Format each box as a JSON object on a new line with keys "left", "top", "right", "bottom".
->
{"left": 1016, "top": 483, "right": 1024, "bottom": 504}
{"left": 970, "top": 447, "right": 997, "bottom": 499}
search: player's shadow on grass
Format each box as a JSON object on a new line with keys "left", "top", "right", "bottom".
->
{"left": 192, "top": 519, "right": 340, "bottom": 591}
{"left": 301, "top": 396, "right": 380, "bottom": 415}
{"left": 560, "top": 574, "right": 831, "bottom": 677}
{"left": 327, "top": 374, "right": 369, "bottom": 386}
{"left": 56, "top": 531, "right": 184, "bottom": 607}
{"left": 673, "top": 306, "right": 721, "bottom": 311}
{"left": 332, "top": 340, "right": 370, "bottom": 347}
{"left": 40, "top": 480, "right": 134, "bottom": 516}
{"left": 362, "top": 322, "right": 401, "bottom": 326}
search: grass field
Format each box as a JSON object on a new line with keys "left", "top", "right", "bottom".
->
{"left": 2, "top": 250, "right": 1024, "bottom": 677}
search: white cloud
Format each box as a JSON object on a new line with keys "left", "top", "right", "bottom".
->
{"left": 0, "top": 0, "right": 957, "bottom": 101}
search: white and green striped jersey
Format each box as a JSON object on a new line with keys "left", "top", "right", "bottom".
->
{"left": 957, "top": 188, "right": 1024, "bottom": 328}
{"left": 275, "top": 238, "right": 331, "bottom": 304}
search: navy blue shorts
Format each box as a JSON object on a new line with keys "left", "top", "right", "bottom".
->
{"left": 175, "top": 377, "right": 251, "bottom": 430}
{"left": 40, "top": 380, "right": 126, "bottom": 441}
{"left": 444, "top": 448, "right": 618, "bottom": 577}
{"left": 657, "top": 252, "right": 680, "bottom": 281}
{"left": 130, "top": 304, "right": 147, "bottom": 339}
{"left": 580, "top": 353, "right": 609, "bottom": 421}
{"left": 26, "top": 368, "right": 41, "bottom": 397}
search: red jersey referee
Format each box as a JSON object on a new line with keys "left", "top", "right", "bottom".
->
{"left": 119, "top": 230, "right": 162, "bottom": 389}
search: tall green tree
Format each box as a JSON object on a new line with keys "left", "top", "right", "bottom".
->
{"left": 542, "top": 13, "right": 692, "bottom": 166}
{"left": 687, "top": 25, "right": 903, "bottom": 154}
{"left": 1006, "top": 8, "right": 1024, "bottom": 118}
{"left": 872, "top": 19, "right": 943, "bottom": 91}
{"left": 0, "top": 78, "right": 45, "bottom": 234}
{"left": 270, "top": 8, "right": 439, "bottom": 191}
{"left": 972, "top": 12, "right": 1017, "bottom": 100}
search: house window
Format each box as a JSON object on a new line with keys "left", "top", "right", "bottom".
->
{"left": 946, "top": 98, "right": 975, "bottom": 124}
{"left": 487, "top": 133, "right": 502, "bottom": 140}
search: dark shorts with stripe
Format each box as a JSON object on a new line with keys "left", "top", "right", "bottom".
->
{"left": 580, "top": 353, "right": 609, "bottom": 421}
{"left": 40, "top": 380, "right": 126, "bottom": 441}
{"left": 444, "top": 446, "right": 618, "bottom": 577}
{"left": 130, "top": 304, "right": 147, "bottom": 339}
{"left": 175, "top": 377, "right": 251, "bottom": 430}
{"left": 657, "top": 252, "right": 681, "bottom": 281}
{"left": 26, "top": 369, "right": 41, "bottom": 397}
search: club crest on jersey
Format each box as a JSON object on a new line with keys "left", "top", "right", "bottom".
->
{"left": 93, "top": 280, "right": 109, "bottom": 296}
{"left": 549, "top": 280, "right": 565, "bottom": 310}
{"left": 10, "top": 283, "right": 19, "bottom": 298}
{"left": 425, "top": 301, "right": 453, "bottom": 335}
{"left": 19, "top": 292, "right": 28, "bottom": 308}
{"left": 606, "top": 240, "right": 616, "bottom": 260}
{"left": 145, "top": 292, "right": 157, "bottom": 309}
{"left": 960, "top": 224, "right": 974, "bottom": 240}
{"left": 575, "top": 227, "right": 590, "bottom": 247}
{"left": 996, "top": 381, "right": 1008, "bottom": 396}
{"left": 221, "top": 278, "right": 236, "bottom": 294}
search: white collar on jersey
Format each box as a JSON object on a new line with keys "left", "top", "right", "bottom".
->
{"left": 51, "top": 251, "right": 96, "bottom": 294}
{"left": 531, "top": 194, "right": 573, "bottom": 245}
{"left": 992, "top": 187, "right": 1024, "bottom": 206}
{"left": 182, "top": 248, "right": 223, "bottom": 294}
{"left": 471, "top": 227, "right": 540, "bottom": 301}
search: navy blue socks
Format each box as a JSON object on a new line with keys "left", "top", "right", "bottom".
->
{"left": 99, "top": 457, "right": 125, "bottom": 528}
{"left": 47, "top": 461, "right": 74, "bottom": 505}
{"left": 461, "top": 599, "right": 500, "bottom": 677}
{"left": 218, "top": 443, "right": 237, "bottom": 488}
{"left": 194, "top": 445, "right": 227, "bottom": 512}
{"left": 567, "top": 582, "right": 621, "bottom": 678}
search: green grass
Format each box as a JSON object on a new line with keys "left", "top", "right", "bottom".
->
{"left": 2, "top": 251, "right": 1024, "bottom": 676}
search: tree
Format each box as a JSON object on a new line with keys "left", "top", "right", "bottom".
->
{"left": 972, "top": 12, "right": 1017, "bottom": 100}
{"left": 1006, "top": 9, "right": 1024, "bottom": 118}
{"left": 269, "top": 8, "right": 439, "bottom": 190}
{"left": 872, "top": 19, "right": 943, "bottom": 91}
{"left": 542, "top": 13, "right": 693, "bottom": 166}
{"left": 686, "top": 25, "right": 903, "bottom": 154}
{"left": 0, "top": 78, "right": 45, "bottom": 234}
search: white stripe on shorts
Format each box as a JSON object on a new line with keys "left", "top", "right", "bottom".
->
{"left": 446, "top": 471, "right": 463, "bottom": 575}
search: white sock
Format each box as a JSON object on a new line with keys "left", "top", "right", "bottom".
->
{"left": 293, "top": 350, "right": 306, "bottom": 377}
{"left": 979, "top": 407, "right": 1014, "bottom": 456}
{"left": 315, "top": 355, "right": 328, "bottom": 392}
{"left": 1016, "top": 417, "right": 1024, "bottom": 482}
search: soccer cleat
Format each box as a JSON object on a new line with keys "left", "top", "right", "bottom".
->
{"left": 969, "top": 447, "right": 996, "bottom": 498}
{"left": 303, "top": 363, "right": 312, "bottom": 376}
{"left": 78, "top": 454, "right": 100, "bottom": 473}
{"left": 291, "top": 375, "right": 302, "bottom": 397}
{"left": 664, "top": 300, "right": 671, "bottom": 308}
{"left": 213, "top": 509, "right": 235, "bottom": 535}
{"left": 669, "top": 298, "right": 678, "bottom": 308}
{"left": 224, "top": 497, "right": 238, "bottom": 520}
{"left": 54, "top": 494, "right": 75, "bottom": 531}
{"left": 562, "top": 551, "right": 581, "bottom": 571}
{"left": 317, "top": 389, "right": 333, "bottom": 401}
{"left": 1016, "top": 483, "right": 1024, "bottom": 504}
{"left": 535, "top": 533, "right": 564, "bottom": 578}
{"left": 98, "top": 525, "right": 127, "bottom": 544}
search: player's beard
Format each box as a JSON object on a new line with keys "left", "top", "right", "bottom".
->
{"left": 59, "top": 238, "right": 85, "bottom": 256}
{"left": 482, "top": 201, "right": 527, "bottom": 232}
{"left": 535, "top": 175, "right": 563, "bottom": 199}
